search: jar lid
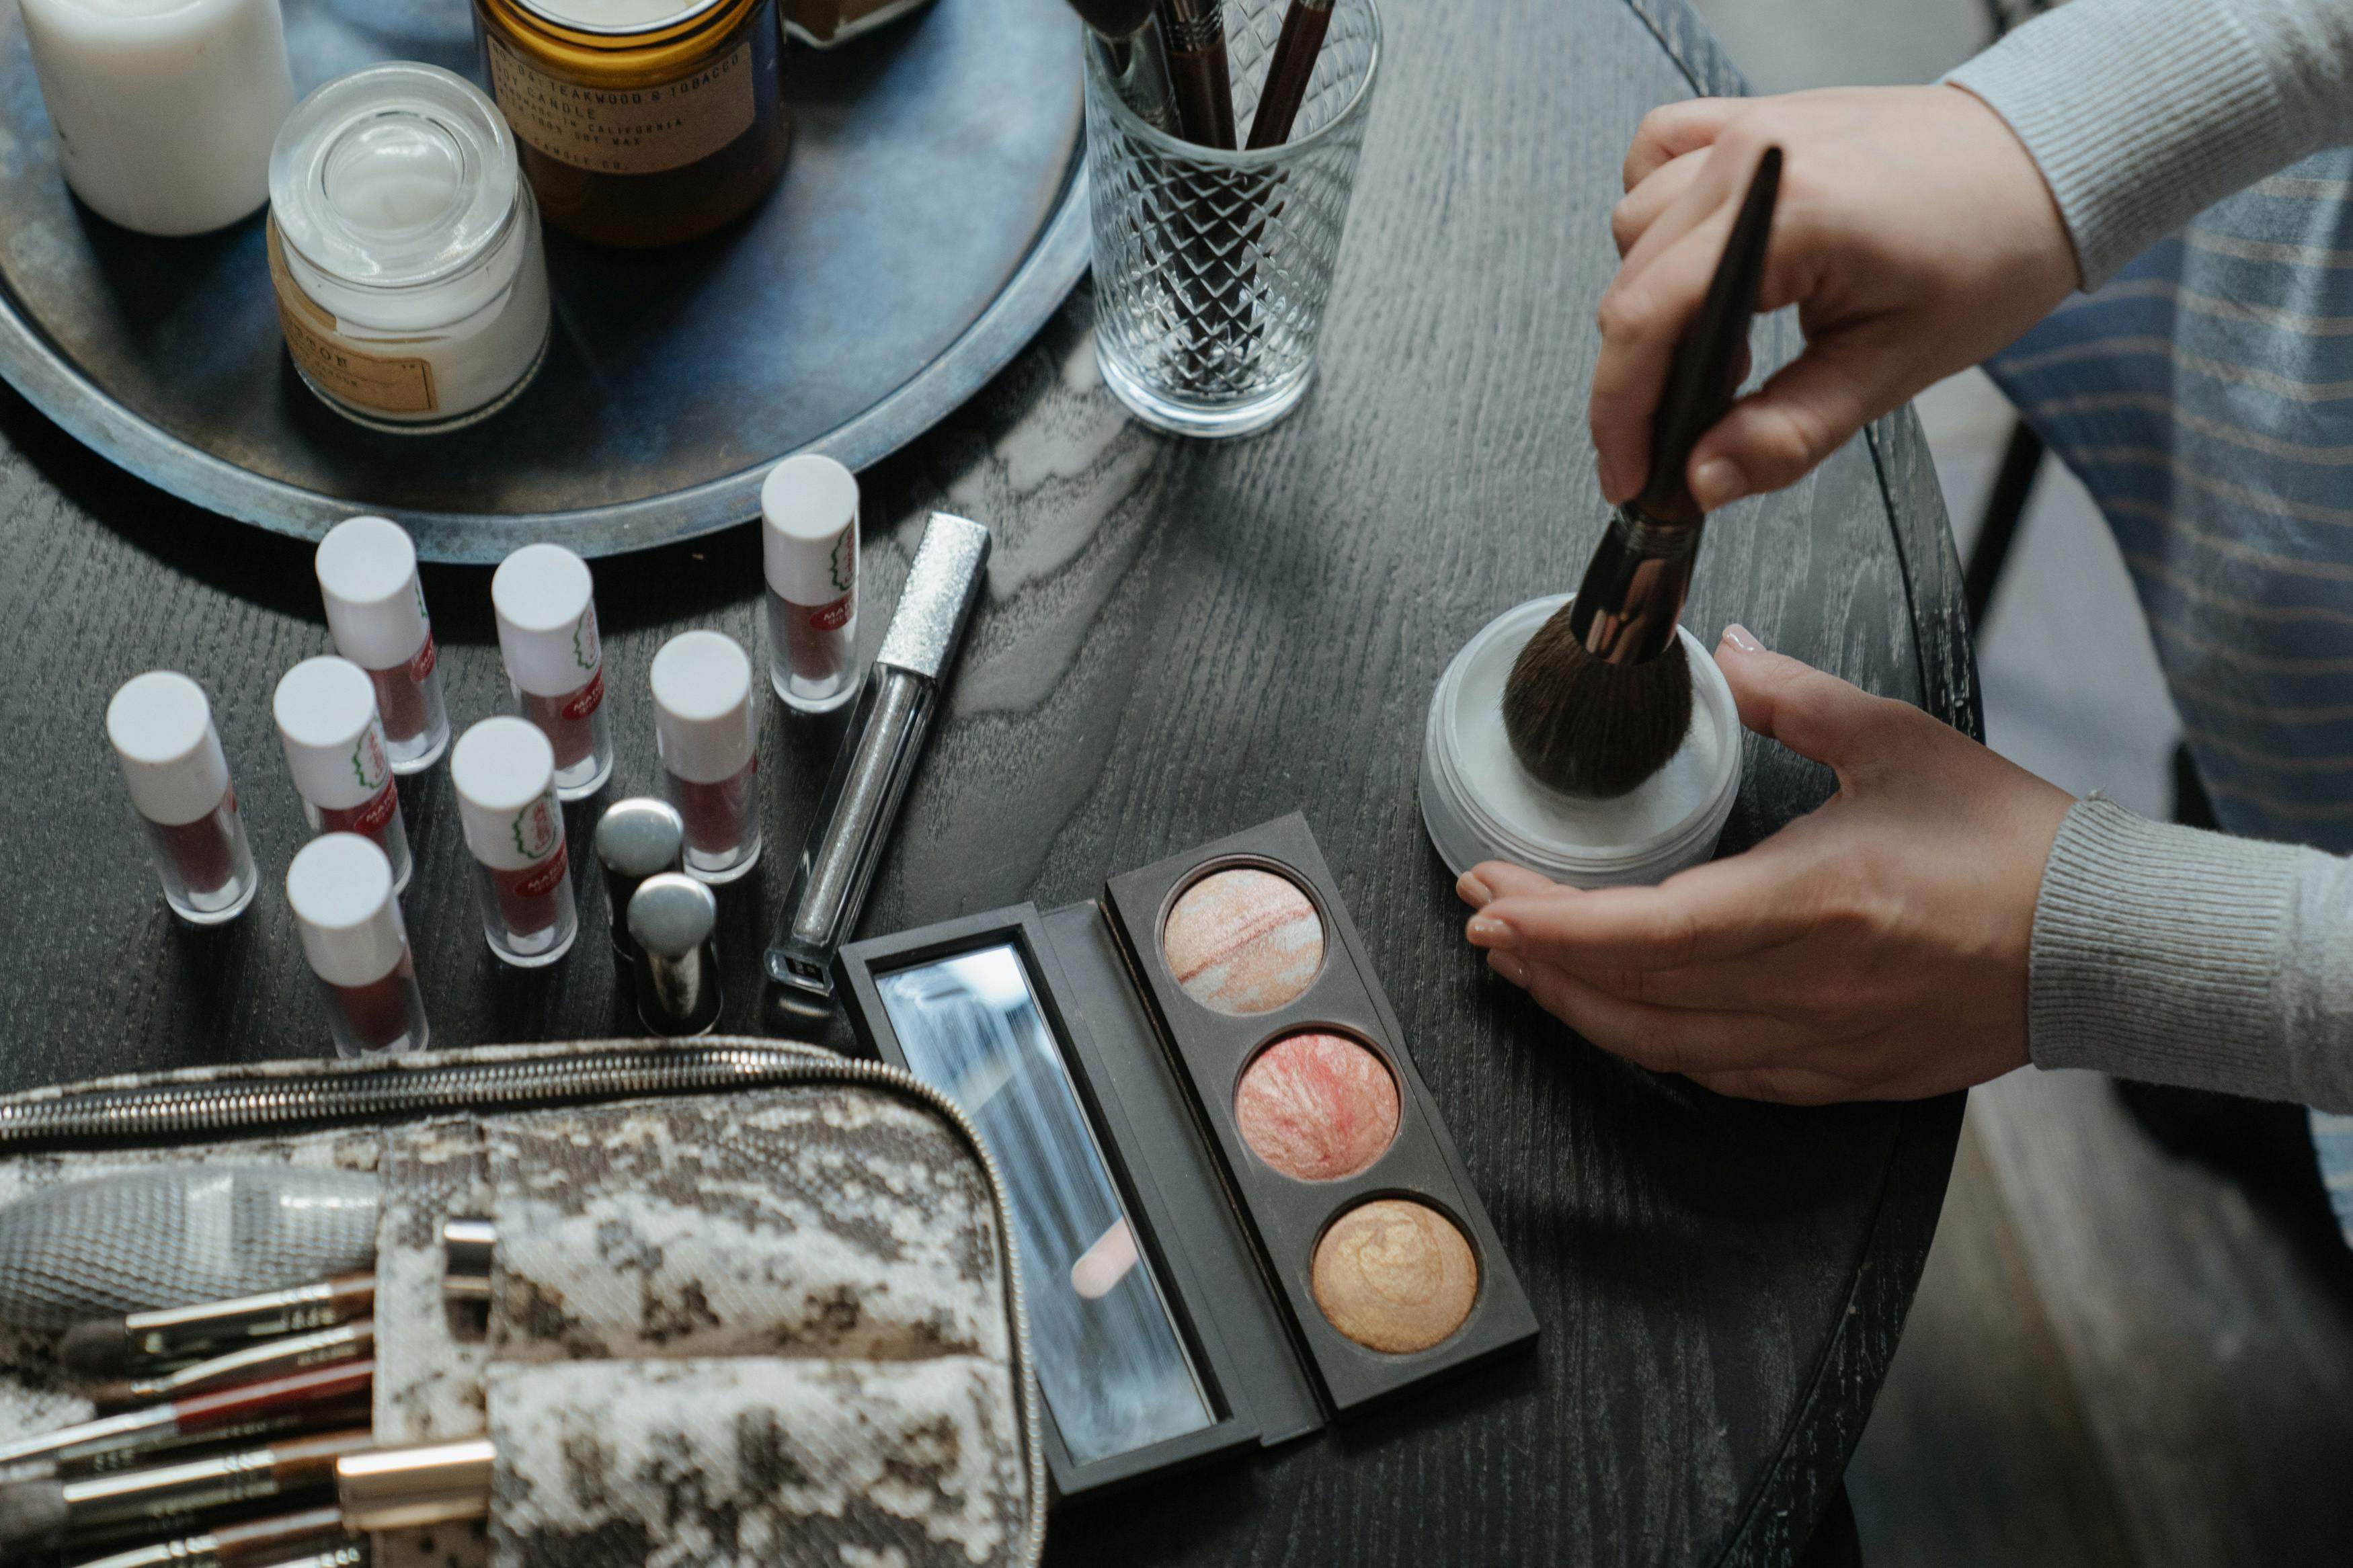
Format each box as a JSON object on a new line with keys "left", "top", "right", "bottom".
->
{"left": 274, "top": 657, "right": 392, "bottom": 812}
{"left": 450, "top": 718, "right": 564, "bottom": 871}
{"left": 510, "top": 0, "right": 732, "bottom": 36}
{"left": 107, "top": 671, "right": 231, "bottom": 827}
{"left": 270, "top": 63, "right": 520, "bottom": 290}
{"left": 287, "top": 834, "right": 407, "bottom": 987}
{"left": 316, "top": 517, "right": 432, "bottom": 669}
{"left": 492, "top": 544, "right": 602, "bottom": 698}
{"left": 650, "top": 630, "right": 756, "bottom": 784}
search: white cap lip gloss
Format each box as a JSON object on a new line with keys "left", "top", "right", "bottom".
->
{"left": 287, "top": 833, "right": 426, "bottom": 1057}
{"left": 273, "top": 656, "right": 411, "bottom": 893}
{"left": 315, "top": 516, "right": 448, "bottom": 772}
{"left": 651, "top": 630, "right": 762, "bottom": 884}
{"left": 106, "top": 671, "right": 257, "bottom": 924}
{"left": 760, "top": 454, "right": 862, "bottom": 714}
{"left": 450, "top": 716, "right": 577, "bottom": 967}
{"left": 492, "top": 543, "right": 612, "bottom": 800}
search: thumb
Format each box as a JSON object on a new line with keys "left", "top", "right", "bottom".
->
{"left": 1714, "top": 625, "right": 1907, "bottom": 775}
{"left": 1685, "top": 337, "right": 1909, "bottom": 510}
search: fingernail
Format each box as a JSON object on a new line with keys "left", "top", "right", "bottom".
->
{"left": 1458, "top": 872, "right": 1495, "bottom": 906}
{"left": 1489, "top": 952, "right": 1529, "bottom": 987}
{"left": 1466, "top": 915, "right": 1518, "bottom": 951}
{"left": 1694, "top": 458, "right": 1747, "bottom": 509}
{"left": 1722, "top": 622, "right": 1763, "bottom": 653}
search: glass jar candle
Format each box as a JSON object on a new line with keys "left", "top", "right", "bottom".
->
{"left": 287, "top": 834, "right": 429, "bottom": 1058}
{"left": 650, "top": 630, "right": 761, "bottom": 882}
{"left": 106, "top": 671, "right": 260, "bottom": 925}
{"left": 452, "top": 717, "right": 580, "bottom": 967}
{"left": 493, "top": 543, "right": 613, "bottom": 800}
{"left": 474, "top": 0, "right": 793, "bottom": 247}
{"left": 760, "top": 454, "right": 861, "bottom": 714}
{"left": 18, "top": 0, "right": 294, "bottom": 236}
{"left": 273, "top": 656, "right": 414, "bottom": 893}
{"left": 268, "top": 63, "right": 550, "bottom": 433}
{"left": 315, "top": 517, "right": 450, "bottom": 773}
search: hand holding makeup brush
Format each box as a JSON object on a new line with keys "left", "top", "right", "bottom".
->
{"left": 1591, "top": 83, "right": 2072, "bottom": 511}
{"left": 1465, "top": 626, "right": 2072, "bottom": 1105}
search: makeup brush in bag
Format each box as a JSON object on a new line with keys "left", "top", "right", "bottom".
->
{"left": 1500, "top": 146, "right": 1782, "bottom": 798}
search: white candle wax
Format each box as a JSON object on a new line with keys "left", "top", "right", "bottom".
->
{"left": 18, "top": 0, "right": 294, "bottom": 237}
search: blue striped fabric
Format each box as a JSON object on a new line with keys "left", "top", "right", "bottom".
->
{"left": 1982, "top": 146, "right": 2353, "bottom": 1242}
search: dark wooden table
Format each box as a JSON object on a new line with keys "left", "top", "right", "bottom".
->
{"left": 0, "top": 0, "right": 1970, "bottom": 1561}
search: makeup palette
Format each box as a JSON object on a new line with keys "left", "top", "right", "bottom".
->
{"left": 838, "top": 814, "right": 1537, "bottom": 1502}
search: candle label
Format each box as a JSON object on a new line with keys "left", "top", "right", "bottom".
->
{"left": 486, "top": 32, "right": 758, "bottom": 177}
{"left": 268, "top": 222, "right": 438, "bottom": 415}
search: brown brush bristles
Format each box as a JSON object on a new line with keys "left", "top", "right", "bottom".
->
{"left": 1500, "top": 608, "right": 1693, "bottom": 798}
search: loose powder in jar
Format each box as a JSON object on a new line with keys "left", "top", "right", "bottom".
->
{"left": 1312, "top": 1198, "right": 1478, "bottom": 1354}
{"left": 1162, "top": 868, "right": 1325, "bottom": 1014}
{"left": 1234, "top": 1032, "right": 1400, "bottom": 1182}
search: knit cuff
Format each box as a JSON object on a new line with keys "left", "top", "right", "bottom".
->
{"left": 2029, "top": 797, "right": 2299, "bottom": 1098}
{"left": 1946, "top": 0, "right": 2288, "bottom": 287}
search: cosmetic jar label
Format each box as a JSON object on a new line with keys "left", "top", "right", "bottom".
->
{"left": 561, "top": 667, "right": 606, "bottom": 721}
{"left": 268, "top": 223, "right": 438, "bottom": 415}
{"left": 485, "top": 32, "right": 757, "bottom": 175}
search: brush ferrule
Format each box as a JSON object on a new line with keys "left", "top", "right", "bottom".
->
{"left": 1564, "top": 503, "right": 1703, "bottom": 665}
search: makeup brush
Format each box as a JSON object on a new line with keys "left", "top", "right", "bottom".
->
{"left": 0, "top": 1362, "right": 372, "bottom": 1474}
{"left": 89, "top": 1323, "right": 373, "bottom": 1410}
{"left": 1064, "top": 0, "right": 1181, "bottom": 133}
{"left": 67, "top": 1507, "right": 354, "bottom": 1568}
{"left": 1243, "top": 0, "right": 1331, "bottom": 149}
{"left": 1500, "top": 146, "right": 1782, "bottom": 798}
{"left": 1156, "top": 0, "right": 1237, "bottom": 147}
{"left": 62, "top": 1274, "right": 374, "bottom": 1377}
{"left": 0, "top": 1428, "right": 373, "bottom": 1551}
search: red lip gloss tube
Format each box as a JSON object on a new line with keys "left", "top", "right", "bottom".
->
{"left": 273, "top": 656, "right": 412, "bottom": 894}
{"left": 451, "top": 716, "right": 578, "bottom": 966}
{"left": 314, "top": 516, "right": 448, "bottom": 773}
{"left": 107, "top": 671, "right": 259, "bottom": 925}
{"left": 493, "top": 543, "right": 612, "bottom": 801}
{"left": 651, "top": 630, "right": 761, "bottom": 884}
{"left": 287, "top": 834, "right": 428, "bottom": 1057}
{"left": 761, "top": 454, "right": 863, "bottom": 715}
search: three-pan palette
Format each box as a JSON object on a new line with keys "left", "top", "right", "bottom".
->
{"left": 837, "top": 813, "right": 1538, "bottom": 1503}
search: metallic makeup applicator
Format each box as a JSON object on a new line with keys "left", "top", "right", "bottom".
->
{"left": 1500, "top": 145, "right": 1781, "bottom": 798}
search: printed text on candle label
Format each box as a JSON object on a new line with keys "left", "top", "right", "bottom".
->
{"left": 486, "top": 34, "right": 757, "bottom": 175}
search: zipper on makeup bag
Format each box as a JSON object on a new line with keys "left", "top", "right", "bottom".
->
{"left": 0, "top": 1042, "right": 1048, "bottom": 1568}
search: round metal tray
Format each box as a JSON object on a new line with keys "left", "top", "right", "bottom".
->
{"left": 0, "top": 0, "right": 1086, "bottom": 562}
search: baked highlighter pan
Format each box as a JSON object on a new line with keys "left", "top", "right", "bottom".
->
{"left": 838, "top": 813, "right": 1537, "bottom": 1503}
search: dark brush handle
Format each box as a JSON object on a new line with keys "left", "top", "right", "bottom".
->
{"left": 1637, "top": 145, "right": 1781, "bottom": 523}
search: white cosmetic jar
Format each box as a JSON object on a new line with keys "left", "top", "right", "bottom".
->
{"left": 1420, "top": 595, "right": 1743, "bottom": 888}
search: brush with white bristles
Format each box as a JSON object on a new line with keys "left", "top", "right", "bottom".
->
{"left": 1502, "top": 146, "right": 1782, "bottom": 798}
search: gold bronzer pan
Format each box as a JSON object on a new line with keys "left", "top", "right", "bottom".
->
{"left": 1502, "top": 146, "right": 1782, "bottom": 798}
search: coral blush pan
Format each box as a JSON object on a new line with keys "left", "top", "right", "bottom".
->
{"left": 1234, "top": 1032, "right": 1399, "bottom": 1181}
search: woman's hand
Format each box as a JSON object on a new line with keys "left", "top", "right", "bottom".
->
{"left": 1593, "top": 85, "right": 2075, "bottom": 511}
{"left": 1461, "top": 626, "right": 2074, "bottom": 1104}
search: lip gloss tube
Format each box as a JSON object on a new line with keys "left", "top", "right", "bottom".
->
{"left": 651, "top": 630, "right": 761, "bottom": 884}
{"left": 450, "top": 716, "right": 577, "bottom": 966}
{"left": 314, "top": 516, "right": 447, "bottom": 773}
{"left": 760, "top": 454, "right": 863, "bottom": 714}
{"left": 492, "top": 543, "right": 612, "bottom": 800}
{"left": 272, "top": 657, "right": 411, "bottom": 894}
{"left": 287, "top": 835, "right": 428, "bottom": 1057}
{"left": 107, "top": 672, "right": 259, "bottom": 925}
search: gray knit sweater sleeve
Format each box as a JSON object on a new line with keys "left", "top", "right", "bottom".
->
{"left": 1945, "top": 0, "right": 2353, "bottom": 286}
{"left": 2030, "top": 798, "right": 2353, "bottom": 1111}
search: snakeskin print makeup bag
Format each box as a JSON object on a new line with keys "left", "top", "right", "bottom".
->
{"left": 0, "top": 1040, "right": 1045, "bottom": 1568}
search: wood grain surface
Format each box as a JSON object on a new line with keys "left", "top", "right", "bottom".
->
{"left": 0, "top": 0, "right": 1968, "bottom": 1561}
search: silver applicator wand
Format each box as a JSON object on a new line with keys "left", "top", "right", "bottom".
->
{"left": 765, "top": 513, "right": 991, "bottom": 999}
{"left": 1501, "top": 146, "right": 1781, "bottom": 798}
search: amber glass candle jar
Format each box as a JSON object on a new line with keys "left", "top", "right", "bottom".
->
{"left": 474, "top": 0, "right": 792, "bottom": 247}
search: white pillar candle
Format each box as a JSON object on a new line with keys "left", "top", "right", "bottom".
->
{"left": 17, "top": 0, "right": 294, "bottom": 237}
